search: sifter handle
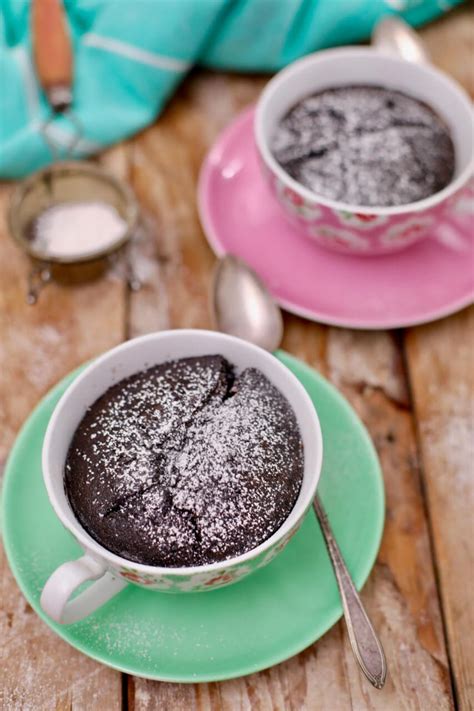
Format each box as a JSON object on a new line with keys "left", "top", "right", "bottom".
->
{"left": 32, "top": 0, "right": 73, "bottom": 112}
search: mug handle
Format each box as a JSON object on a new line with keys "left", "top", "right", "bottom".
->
{"left": 40, "top": 554, "right": 128, "bottom": 624}
{"left": 371, "top": 17, "right": 431, "bottom": 65}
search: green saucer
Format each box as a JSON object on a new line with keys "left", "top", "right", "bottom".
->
{"left": 1, "top": 352, "right": 384, "bottom": 682}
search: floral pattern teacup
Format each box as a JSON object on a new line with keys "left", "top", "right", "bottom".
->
{"left": 40, "top": 330, "right": 322, "bottom": 623}
{"left": 255, "top": 48, "right": 474, "bottom": 256}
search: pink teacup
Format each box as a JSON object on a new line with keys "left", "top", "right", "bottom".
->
{"left": 255, "top": 48, "right": 474, "bottom": 256}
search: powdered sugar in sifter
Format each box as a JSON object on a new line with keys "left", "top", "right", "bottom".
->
{"left": 8, "top": 0, "right": 140, "bottom": 303}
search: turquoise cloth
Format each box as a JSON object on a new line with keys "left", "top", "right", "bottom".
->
{"left": 0, "top": 0, "right": 462, "bottom": 178}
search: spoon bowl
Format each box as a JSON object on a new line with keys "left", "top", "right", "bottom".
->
{"left": 212, "top": 256, "right": 283, "bottom": 353}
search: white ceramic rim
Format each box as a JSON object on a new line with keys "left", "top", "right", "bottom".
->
{"left": 255, "top": 47, "right": 474, "bottom": 216}
{"left": 42, "top": 330, "right": 323, "bottom": 576}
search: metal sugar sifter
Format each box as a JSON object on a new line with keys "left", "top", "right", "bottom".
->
{"left": 8, "top": 0, "right": 140, "bottom": 303}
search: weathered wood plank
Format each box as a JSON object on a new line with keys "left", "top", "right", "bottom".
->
{"left": 326, "top": 327, "right": 453, "bottom": 710}
{"left": 0, "top": 554, "right": 122, "bottom": 711}
{"left": 0, "top": 147, "right": 127, "bottom": 709}
{"left": 405, "top": 307, "right": 474, "bottom": 710}
{"left": 127, "top": 73, "right": 267, "bottom": 335}
{"left": 126, "top": 626, "right": 349, "bottom": 711}
{"left": 410, "top": 9, "right": 474, "bottom": 708}
{"left": 419, "top": 5, "right": 474, "bottom": 96}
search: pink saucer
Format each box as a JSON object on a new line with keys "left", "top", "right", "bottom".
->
{"left": 198, "top": 108, "right": 474, "bottom": 329}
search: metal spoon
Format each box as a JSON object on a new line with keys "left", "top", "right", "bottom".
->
{"left": 372, "top": 16, "right": 430, "bottom": 65}
{"left": 212, "top": 255, "right": 387, "bottom": 689}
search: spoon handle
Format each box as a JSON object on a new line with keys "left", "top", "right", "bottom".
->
{"left": 313, "top": 495, "right": 387, "bottom": 689}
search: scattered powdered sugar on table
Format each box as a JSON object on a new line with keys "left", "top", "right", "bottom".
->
{"left": 65, "top": 356, "right": 304, "bottom": 567}
{"left": 29, "top": 201, "right": 127, "bottom": 258}
{"left": 271, "top": 86, "right": 455, "bottom": 207}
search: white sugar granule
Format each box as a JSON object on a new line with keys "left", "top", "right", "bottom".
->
{"left": 31, "top": 201, "right": 127, "bottom": 258}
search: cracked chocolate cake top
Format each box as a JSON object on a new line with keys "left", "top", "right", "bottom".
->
{"left": 271, "top": 85, "right": 455, "bottom": 207}
{"left": 65, "top": 355, "right": 304, "bottom": 567}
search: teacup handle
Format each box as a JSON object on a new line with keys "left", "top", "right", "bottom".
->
{"left": 371, "top": 17, "right": 431, "bottom": 65}
{"left": 40, "top": 554, "right": 127, "bottom": 624}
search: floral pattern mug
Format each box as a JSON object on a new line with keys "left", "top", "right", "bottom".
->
{"left": 255, "top": 48, "right": 474, "bottom": 256}
{"left": 40, "top": 330, "right": 322, "bottom": 623}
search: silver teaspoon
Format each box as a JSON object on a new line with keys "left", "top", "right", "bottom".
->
{"left": 212, "top": 255, "right": 387, "bottom": 690}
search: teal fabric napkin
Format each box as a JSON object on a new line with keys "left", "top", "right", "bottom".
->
{"left": 0, "top": 0, "right": 462, "bottom": 178}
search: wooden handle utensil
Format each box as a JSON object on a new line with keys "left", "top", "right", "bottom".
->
{"left": 32, "top": 0, "right": 73, "bottom": 111}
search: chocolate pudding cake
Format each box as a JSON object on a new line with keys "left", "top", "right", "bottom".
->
{"left": 271, "top": 85, "right": 455, "bottom": 207}
{"left": 65, "top": 355, "right": 304, "bottom": 567}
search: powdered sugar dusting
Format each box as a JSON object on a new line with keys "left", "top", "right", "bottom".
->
{"left": 65, "top": 356, "right": 303, "bottom": 567}
{"left": 28, "top": 201, "right": 127, "bottom": 258}
{"left": 271, "top": 86, "right": 455, "bottom": 207}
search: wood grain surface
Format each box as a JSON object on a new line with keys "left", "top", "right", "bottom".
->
{"left": 0, "top": 5, "right": 472, "bottom": 710}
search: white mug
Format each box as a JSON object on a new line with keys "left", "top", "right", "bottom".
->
{"left": 40, "top": 330, "right": 323, "bottom": 623}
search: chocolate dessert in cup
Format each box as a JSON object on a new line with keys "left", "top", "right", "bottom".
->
{"left": 40, "top": 330, "right": 322, "bottom": 624}
{"left": 255, "top": 42, "right": 474, "bottom": 255}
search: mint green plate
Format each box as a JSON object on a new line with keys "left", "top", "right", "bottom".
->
{"left": 1, "top": 352, "right": 384, "bottom": 682}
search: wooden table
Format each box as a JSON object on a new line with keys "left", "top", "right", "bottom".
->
{"left": 1, "top": 6, "right": 473, "bottom": 710}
